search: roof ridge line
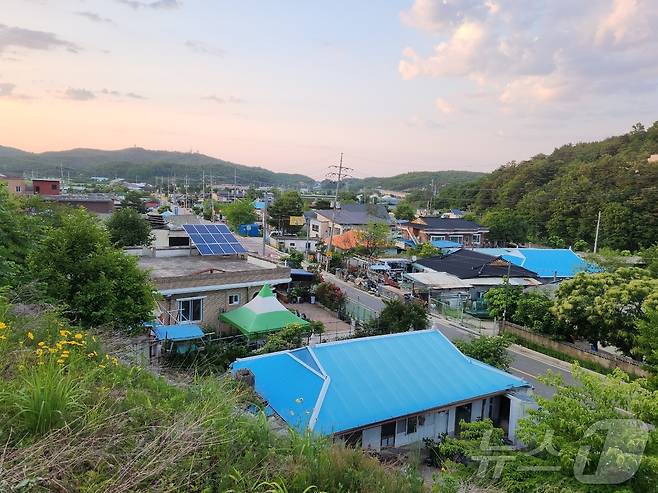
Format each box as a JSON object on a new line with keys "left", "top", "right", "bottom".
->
{"left": 287, "top": 352, "right": 326, "bottom": 379}
{"left": 308, "top": 374, "right": 331, "bottom": 432}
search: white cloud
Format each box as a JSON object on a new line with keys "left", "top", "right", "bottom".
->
{"left": 399, "top": 0, "right": 658, "bottom": 110}
{"left": 185, "top": 40, "right": 225, "bottom": 57}
{"left": 435, "top": 97, "right": 455, "bottom": 114}
{"left": 0, "top": 24, "right": 79, "bottom": 54}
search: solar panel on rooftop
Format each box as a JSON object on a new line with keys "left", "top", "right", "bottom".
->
{"left": 182, "top": 224, "right": 248, "bottom": 256}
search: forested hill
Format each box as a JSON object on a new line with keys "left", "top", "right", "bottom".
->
{"left": 437, "top": 122, "right": 658, "bottom": 251}
{"left": 0, "top": 146, "right": 314, "bottom": 187}
{"left": 345, "top": 170, "right": 485, "bottom": 192}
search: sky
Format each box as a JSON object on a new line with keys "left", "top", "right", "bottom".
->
{"left": 1, "top": 0, "right": 657, "bottom": 179}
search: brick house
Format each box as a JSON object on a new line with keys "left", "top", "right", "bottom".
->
{"left": 138, "top": 250, "right": 291, "bottom": 334}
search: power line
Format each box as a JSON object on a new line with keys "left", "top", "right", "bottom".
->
{"left": 324, "top": 153, "right": 354, "bottom": 271}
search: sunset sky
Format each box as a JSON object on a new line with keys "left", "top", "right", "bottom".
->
{"left": 2, "top": 0, "right": 657, "bottom": 179}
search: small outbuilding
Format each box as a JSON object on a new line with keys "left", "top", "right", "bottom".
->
{"left": 220, "top": 283, "right": 309, "bottom": 338}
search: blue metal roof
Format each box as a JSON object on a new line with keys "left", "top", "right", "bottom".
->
{"left": 474, "top": 248, "right": 593, "bottom": 278}
{"left": 152, "top": 323, "right": 205, "bottom": 342}
{"left": 253, "top": 200, "right": 266, "bottom": 210}
{"left": 431, "top": 239, "right": 463, "bottom": 249}
{"left": 232, "top": 330, "right": 528, "bottom": 435}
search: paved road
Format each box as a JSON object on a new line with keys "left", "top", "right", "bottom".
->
{"left": 322, "top": 273, "right": 385, "bottom": 313}
{"left": 323, "top": 272, "right": 574, "bottom": 398}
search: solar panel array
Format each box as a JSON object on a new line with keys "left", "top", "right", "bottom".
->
{"left": 182, "top": 224, "right": 248, "bottom": 256}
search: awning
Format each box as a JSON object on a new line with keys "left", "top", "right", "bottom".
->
{"left": 152, "top": 323, "right": 205, "bottom": 342}
{"left": 405, "top": 272, "right": 472, "bottom": 289}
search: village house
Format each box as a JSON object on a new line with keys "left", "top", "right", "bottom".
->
{"left": 232, "top": 330, "right": 533, "bottom": 450}
{"left": 135, "top": 223, "right": 291, "bottom": 333}
{"left": 308, "top": 204, "right": 393, "bottom": 240}
{"left": 0, "top": 174, "right": 28, "bottom": 195}
{"left": 413, "top": 249, "right": 540, "bottom": 303}
{"left": 403, "top": 217, "right": 489, "bottom": 247}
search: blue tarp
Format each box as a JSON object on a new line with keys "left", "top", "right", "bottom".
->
{"left": 152, "top": 323, "right": 205, "bottom": 342}
{"left": 239, "top": 223, "right": 261, "bottom": 237}
{"left": 253, "top": 200, "right": 266, "bottom": 210}
{"left": 232, "top": 330, "right": 528, "bottom": 435}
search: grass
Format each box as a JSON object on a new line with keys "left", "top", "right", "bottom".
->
{"left": 507, "top": 334, "right": 620, "bottom": 376}
{"left": 0, "top": 300, "right": 426, "bottom": 492}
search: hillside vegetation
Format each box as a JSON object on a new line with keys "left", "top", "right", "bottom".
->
{"left": 436, "top": 122, "right": 658, "bottom": 251}
{"left": 0, "top": 146, "right": 314, "bottom": 187}
{"left": 347, "top": 170, "right": 485, "bottom": 192}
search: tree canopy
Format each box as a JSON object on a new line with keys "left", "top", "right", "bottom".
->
{"left": 436, "top": 121, "right": 658, "bottom": 250}
{"left": 106, "top": 208, "right": 153, "bottom": 247}
{"left": 221, "top": 199, "right": 257, "bottom": 231}
{"left": 28, "top": 209, "right": 155, "bottom": 330}
{"left": 267, "top": 191, "right": 304, "bottom": 234}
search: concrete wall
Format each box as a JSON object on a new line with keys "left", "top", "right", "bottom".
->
{"left": 501, "top": 321, "right": 649, "bottom": 377}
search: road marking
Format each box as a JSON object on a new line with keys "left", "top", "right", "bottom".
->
{"left": 509, "top": 367, "right": 541, "bottom": 381}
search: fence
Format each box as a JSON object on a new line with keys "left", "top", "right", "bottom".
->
{"left": 343, "top": 298, "right": 379, "bottom": 322}
{"left": 500, "top": 321, "right": 650, "bottom": 378}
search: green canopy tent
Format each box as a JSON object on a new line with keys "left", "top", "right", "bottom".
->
{"left": 220, "top": 284, "right": 309, "bottom": 337}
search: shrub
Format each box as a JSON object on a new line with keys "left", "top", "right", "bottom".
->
{"left": 315, "top": 282, "right": 345, "bottom": 311}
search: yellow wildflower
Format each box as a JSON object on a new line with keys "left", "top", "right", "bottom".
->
{"left": 74, "top": 333, "right": 83, "bottom": 340}
{"left": 38, "top": 341, "right": 45, "bottom": 347}
{"left": 35, "top": 348, "right": 44, "bottom": 357}
{"left": 98, "top": 364, "right": 106, "bottom": 369}
{"left": 112, "top": 357, "right": 119, "bottom": 366}
{"left": 27, "top": 331, "right": 34, "bottom": 340}
{"left": 0, "top": 322, "right": 6, "bottom": 330}
{"left": 56, "top": 359, "right": 65, "bottom": 364}
{"left": 0, "top": 335, "right": 6, "bottom": 341}
{"left": 59, "top": 329, "right": 70, "bottom": 337}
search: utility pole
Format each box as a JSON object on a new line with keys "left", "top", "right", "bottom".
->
{"left": 262, "top": 192, "right": 268, "bottom": 256}
{"left": 209, "top": 173, "right": 214, "bottom": 222}
{"left": 324, "top": 153, "right": 352, "bottom": 271}
{"left": 593, "top": 210, "right": 602, "bottom": 253}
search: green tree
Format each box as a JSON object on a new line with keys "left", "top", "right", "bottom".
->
{"left": 314, "top": 199, "right": 331, "bottom": 210}
{"left": 282, "top": 250, "right": 304, "bottom": 268}
{"left": 481, "top": 208, "right": 529, "bottom": 245}
{"left": 484, "top": 283, "right": 523, "bottom": 320}
{"left": 106, "top": 208, "right": 153, "bottom": 247}
{"left": 513, "top": 291, "right": 558, "bottom": 335}
{"left": 268, "top": 191, "right": 304, "bottom": 234}
{"left": 454, "top": 335, "right": 513, "bottom": 370}
{"left": 121, "top": 191, "right": 148, "bottom": 213}
{"left": 553, "top": 268, "right": 658, "bottom": 354}
{"left": 28, "top": 209, "right": 155, "bottom": 330}
{"left": 221, "top": 199, "right": 257, "bottom": 231}
{"left": 394, "top": 202, "right": 416, "bottom": 221}
{"left": 409, "top": 242, "right": 442, "bottom": 258}
{"left": 356, "top": 222, "right": 390, "bottom": 258}
{"left": 259, "top": 323, "right": 309, "bottom": 353}
{"left": 517, "top": 365, "right": 658, "bottom": 492}
{"left": 377, "top": 298, "right": 428, "bottom": 332}
{"left": 635, "top": 310, "right": 658, "bottom": 389}
{"left": 640, "top": 244, "right": 658, "bottom": 278}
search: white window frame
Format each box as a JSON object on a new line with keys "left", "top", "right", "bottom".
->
{"left": 472, "top": 233, "right": 481, "bottom": 244}
{"left": 177, "top": 296, "right": 204, "bottom": 322}
{"left": 430, "top": 235, "right": 446, "bottom": 241}
{"left": 228, "top": 293, "right": 241, "bottom": 306}
{"left": 449, "top": 235, "right": 463, "bottom": 243}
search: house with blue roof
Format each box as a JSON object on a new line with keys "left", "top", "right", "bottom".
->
{"left": 231, "top": 330, "right": 532, "bottom": 450}
{"left": 472, "top": 247, "right": 594, "bottom": 280}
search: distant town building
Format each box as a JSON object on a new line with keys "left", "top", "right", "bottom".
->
{"left": 403, "top": 217, "right": 489, "bottom": 247}
{"left": 0, "top": 174, "right": 28, "bottom": 195}
{"left": 32, "top": 178, "right": 61, "bottom": 196}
